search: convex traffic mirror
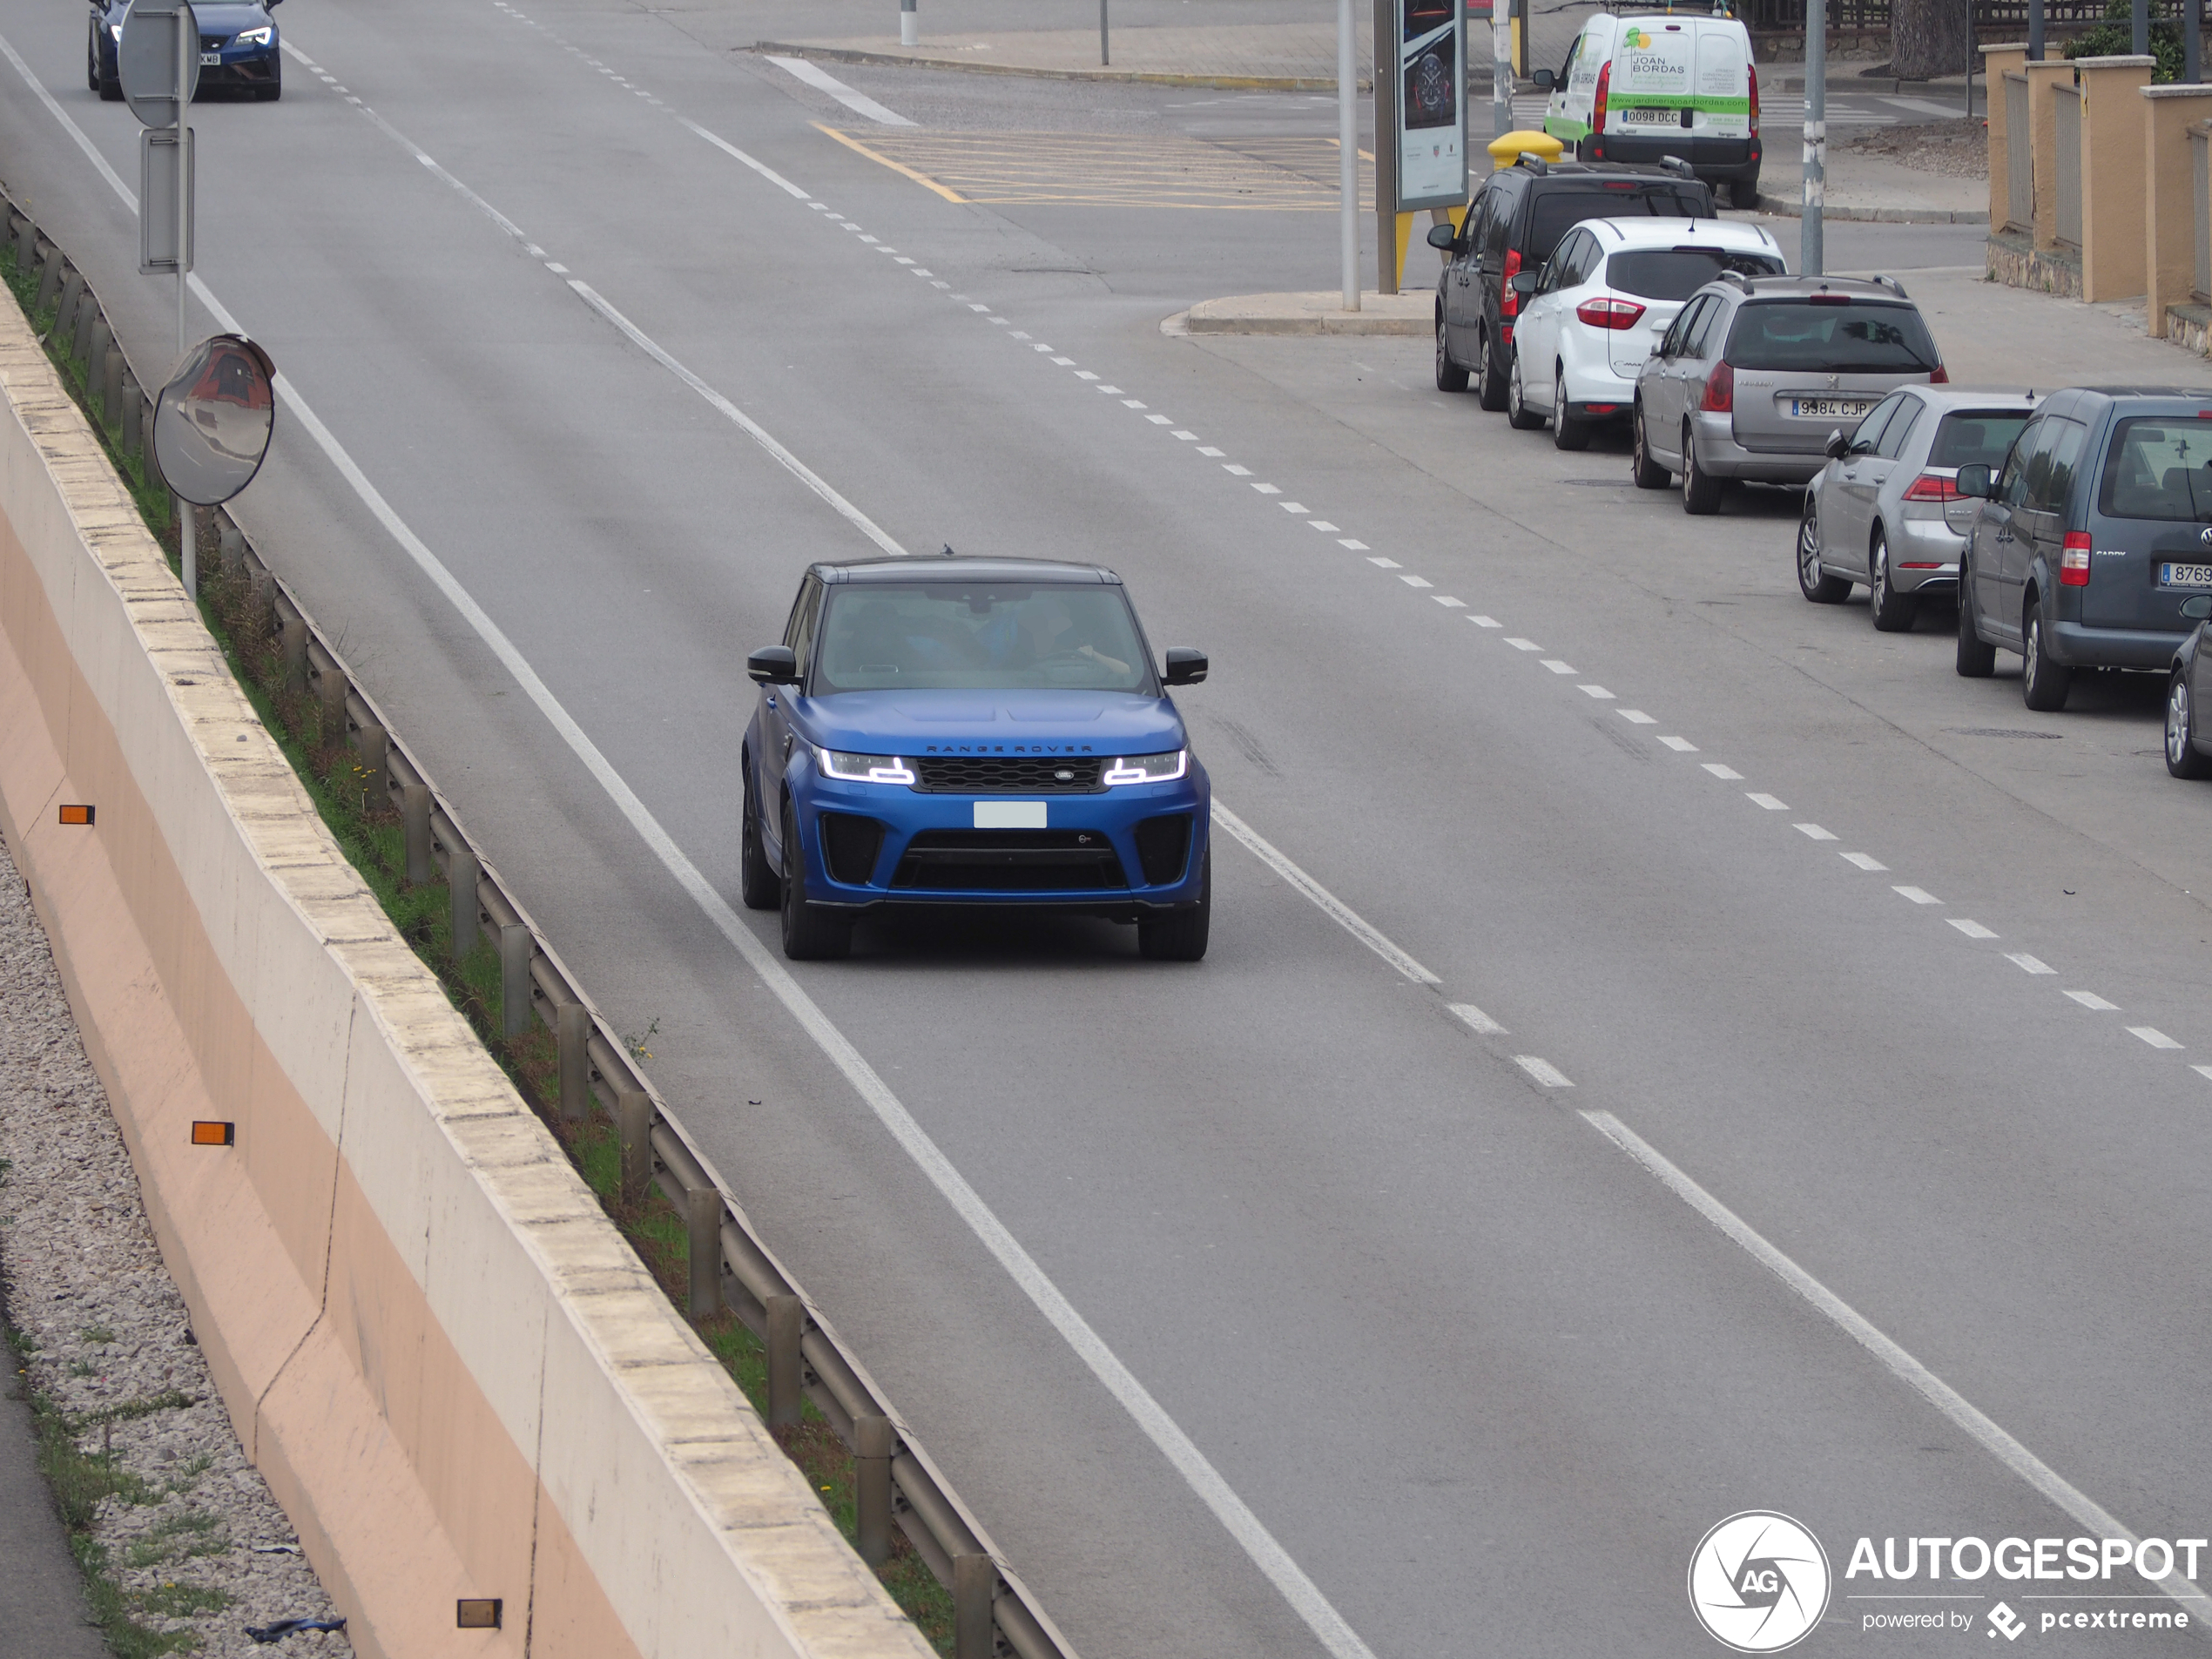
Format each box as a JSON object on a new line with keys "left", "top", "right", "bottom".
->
{"left": 152, "top": 334, "right": 276, "bottom": 506}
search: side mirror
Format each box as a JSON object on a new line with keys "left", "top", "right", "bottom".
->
{"left": 1163, "top": 647, "right": 1208, "bottom": 685}
{"left": 747, "top": 644, "right": 800, "bottom": 685}
{"left": 1953, "top": 463, "right": 1994, "bottom": 500}
{"left": 2183, "top": 595, "right": 2212, "bottom": 621}
{"left": 1509, "top": 271, "right": 1540, "bottom": 296}
{"left": 1532, "top": 68, "right": 1557, "bottom": 91}
{"left": 1824, "top": 428, "right": 1850, "bottom": 460}
{"left": 1426, "top": 222, "right": 1459, "bottom": 251}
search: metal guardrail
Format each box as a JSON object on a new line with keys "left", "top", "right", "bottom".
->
{"left": 2006, "top": 73, "right": 2033, "bottom": 233}
{"left": 2054, "top": 82, "right": 2083, "bottom": 250}
{"left": 0, "top": 191, "right": 1077, "bottom": 1659}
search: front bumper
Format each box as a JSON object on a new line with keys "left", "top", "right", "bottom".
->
{"left": 198, "top": 44, "right": 278, "bottom": 89}
{"left": 1692, "top": 412, "right": 1825, "bottom": 485}
{"left": 789, "top": 765, "right": 1212, "bottom": 914}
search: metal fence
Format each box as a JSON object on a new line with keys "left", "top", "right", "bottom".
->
{"left": 1738, "top": 0, "right": 2177, "bottom": 26}
{"left": 2054, "top": 82, "right": 2083, "bottom": 247}
{"left": 2006, "top": 72, "right": 2033, "bottom": 232}
{"left": 0, "top": 192, "right": 1077, "bottom": 1659}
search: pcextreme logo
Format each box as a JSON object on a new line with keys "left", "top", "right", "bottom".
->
{"left": 1689, "top": 1512, "right": 1833, "bottom": 1653}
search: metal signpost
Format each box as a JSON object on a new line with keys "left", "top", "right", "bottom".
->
{"left": 1375, "top": 0, "right": 1467, "bottom": 292}
{"left": 1804, "top": 0, "right": 1825, "bottom": 276}
{"left": 1339, "top": 0, "right": 1359, "bottom": 309}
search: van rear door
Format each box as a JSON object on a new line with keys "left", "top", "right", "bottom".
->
{"left": 2084, "top": 414, "right": 2212, "bottom": 633}
{"left": 1605, "top": 18, "right": 1695, "bottom": 140}
{"left": 1690, "top": 23, "right": 1751, "bottom": 143}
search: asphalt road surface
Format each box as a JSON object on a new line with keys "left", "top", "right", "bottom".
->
{"left": 3, "top": 4, "right": 2209, "bottom": 1653}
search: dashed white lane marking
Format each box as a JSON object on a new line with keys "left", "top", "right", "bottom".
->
{"left": 1840, "top": 852, "right": 1886, "bottom": 871}
{"left": 1794, "top": 824, "right": 1837, "bottom": 841}
{"left": 1657, "top": 735, "right": 1696, "bottom": 752}
{"left": 765, "top": 55, "right": 917, "bottom": 125}
{"left": 1947, "top": 919, "right": 1998, "bottom": 940}
{"left": 1579, "top": 685, "right": 1613, "bottom": 699}
{"left": 1745, "top": 792, "right": 1788, "bottom": 811}
{"left": 1514, "top": 1055, "right": 1575, "bottom": 1088}
{"left": 1399, "top": 575, "right": 1432, "bottom": 590}
{"left": 2194, "top": 1065, "right": 2212, "bottom": 1082}
{"left": 1251, "top": 481, "right": 1278, "bottom": 493}
{"left": 1470, "top": 615, "right": 1501, "bottom": 627}
{"left": 1450, "top": 1002, "right": 1507, "bottom": 1035}
{"left": 2006, "top": 953, "right": 2054, "bottom": 974}
{"left": 1076, "top": 370, "right": 1100, "bottom": 381}
{"left": 1174, "top": 429, "right": 1199, "bottom": 440}
{"left": 1339, "top": 538, "right": 1369, "bottom": 550}
{"left": 1580, "top": 1109, "right": 2212, "bottom": 1635}
{"left": 1433, "top": 596, "right": 1466, "bottom": 609}
{"left": 1197, "top": 444, "right": 1224, "bottom": 455}
{"left": 1309, "top": 518, "right": 1338, "bottom": 529}
{"left": 1702, "top": 763, "right": 1743, "bottom": 779}
{"left": 1506, "top": 637, "right": 1541, "bottom": 651}
{"left": 1617, "top": 709, "right": 1655, "bottom": 724}
{"left": 2066, "top": 990, "right": 2119, "bottom": 1010}
{"left": 1366, "top": 556, "right": 1399, "bottom": 568}
{"left": 1540, "top": 659, "right": 1576, "bottom": 675}
{"left": 1052, "top": 355, "right": 1076, "bottom": 366}
{"left": 1210, "top": 804, "right": 1439, "bottom": 986}
{"left": 2131, "top": 1027, "right": 2184, "bottom": 1049}
{"left": 1893, "top": 886, "right": 1941, "bottom": 905}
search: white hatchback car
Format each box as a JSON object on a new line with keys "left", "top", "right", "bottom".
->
{"left": 1505, "top": 216, "right": 1786, "bottom": 449}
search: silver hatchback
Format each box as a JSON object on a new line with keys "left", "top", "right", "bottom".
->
{"left": 1631, "top": 273, "right": 1947, "bottom": 516}
{"left": 1797, "top": 386, "right": 2039, "bottom": 630}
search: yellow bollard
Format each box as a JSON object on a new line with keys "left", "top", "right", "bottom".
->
{"left": 1488, "top": 129, "right": 1564, "bottom": 171}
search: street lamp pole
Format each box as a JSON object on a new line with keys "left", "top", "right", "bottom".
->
{"left": 1804, "top": 0, "right": 1825, "bottom": 276}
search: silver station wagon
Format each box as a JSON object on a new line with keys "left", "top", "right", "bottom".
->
{"left": 1631, "top": 273, "right": 1948, "bottom": 515}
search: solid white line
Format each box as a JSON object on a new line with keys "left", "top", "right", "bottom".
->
{"left": 673, "top": 115, "right": 814, "bottom": 199}
{"left": 2006, "top": 953, "right": 2054, "bottom": 974}
{"left": 765, "top": 56, "right": 918, "bottom": 125}
{"left": 1514, "top": 1055, "right": 1574, "bottom": 1088}
{"left": 1893, "top": 886, "right": 1941, "bottom": 905}
{"left": 1946, "top": 919, "right": 1998, "bottom": 940}
{"left": 2066, "top": 990, "right": 2119, "bottom": 1010}
{"left": 1840, "top": 852, "right": 1886, "bottom": 871}
{"left": 1208, "top": 806, "right": 1438, "bottom": 988}
{"left": 1450, "top": 1003, "right": 1507, "bottom": 1035}
{"left": 2130, "top": 1027, "right": 2184, "bottom": 1049}
{"left": 1580, "top": 1109, "right": 2212, "bottom": 1635}
{"left": 0, "top": 41, "right": 1379, "bottom": 1659}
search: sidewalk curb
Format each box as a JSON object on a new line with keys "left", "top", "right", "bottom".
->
{"left": 1743, "top": 201, "right": 1990, "bottom": 225}
{"left": 1170, "top": 291, "right": 1432, "bottom": 337}
{"left": 752, "top": 42, "right": 1371, "bottom": 93}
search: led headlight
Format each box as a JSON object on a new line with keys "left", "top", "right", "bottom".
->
{"left": 109, "top": 23, "right": 123, "bottom": 38}
{"left": 1102, "top": 750, "right": 1187, "bottom": 786}
{"left": 817, "top": 748, "right": 915, "bottom": 785}
{"left": 233, "top": 24, "right": 272, "bottom": 45}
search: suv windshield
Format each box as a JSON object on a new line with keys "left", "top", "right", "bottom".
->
{"left": 1724, "top": 300, "right": 1939, "bottom": 373}
{"left": 1607, "top": 247, "right": 1784, "bottom": 300}
{"left": 1929, "top": 411, "right": 2031, "bottom": 469}
{"left": 1527, "top": 187, "right": 1709, "bottom": 264}
{"left": 815, "top": 583, "right": 1151, "bottom": 692}
{"left": 2100, "top": 417, "right": 2212, "bottom": 522}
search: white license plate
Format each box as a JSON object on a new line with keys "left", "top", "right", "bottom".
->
{"left": 1791, "top": 397, "right": 1875, "bottom": 419}
{"left": 199, "top": 51, "right": 220, "bottom": 64}
{"left": 1617, "top": 106, "right": 1679, "bottom": 125}
{"left": 2160, "top": 563, "right": 2212, "bottom": 588}
{"left": 974, "top": 800, "right": 1046, "bottom": 829}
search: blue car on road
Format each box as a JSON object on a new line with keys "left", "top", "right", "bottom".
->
{"left": 743, "top": 556, "right": 1211, "bottom": 961}
{"left": 90, "top": 0, "right": 282, "bottom": 102}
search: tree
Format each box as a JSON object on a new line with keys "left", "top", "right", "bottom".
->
{"left": 1892, "top": 0, "right": 1971, "bottom": 80}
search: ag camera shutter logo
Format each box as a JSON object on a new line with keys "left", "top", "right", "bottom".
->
{"left": 1689, "top": 1511, "right": 1831, "bottom": 1652}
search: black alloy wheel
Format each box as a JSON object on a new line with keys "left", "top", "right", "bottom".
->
{"left": 1682, "top": 423, "right": 1723, "bottom": 516}
{"left": 779, "top": 796, "right": 853, "bottom": 960}
{"left": 1631, "top": 401, "right": 1669, "bottom": 489}
{"left": 1434, "top": 311, "right": 1468, "bottom": 394}
{"left": 1955, "top": 558, "right": 1997, "bottom": 677}
{"left": 1797, "top": 495, "right": 1849, "bottom": 602}
{"left": 2020, "top": 598, "right": 2072, "bottom": 712}
{"left": 1551, "top": 368, "right": 1589, "bottom": 451}
{"left": 1137, "top": 847, "right": 1211, "bottom": 961}
{"left": 1506, "top": 348, "right": 1544, "bottom": 430}
{"left": 738, "top": 754, "right": 779, "bottom": 911}
{"left": 1868, "top": 529, "right": 1918, "bottom": 631}
{"left": 1474, "top": 325, "right": 1508, "bottom": 412}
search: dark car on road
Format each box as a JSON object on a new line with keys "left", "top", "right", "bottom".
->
{"left": 742, "top": 556, "right": 1212, "bottom": 961}
{"left": 1956, "top": 387, "right": 2212, "bottom": 711}
{"left": 90, "top": 0, "right": 282, "bottom": 102}
{"left": 1431, "top": 154, "right": 1712, "bottom": 411}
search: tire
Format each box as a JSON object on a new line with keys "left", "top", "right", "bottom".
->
{"left": 87, "top": 24, "right": 98, "bottom": 92}
{"left": 738, "top": 755, "right": 779, "bottom": 911}
{"left": 1868, "top": 529, "right": 1919, "bottom": 631}
{"left": 1631, "top": 401, "right": 1670, "bottom": 489}
{"left": 1136, "top": 847, "right": 1210, "bottom": 961}
{"left": 779, "top": 797, "right": 852, "bottom": 960}
{"left": 2020, "top": 597, "right": 2072, "bottom": 712}
{"left": 1474, "top": 325, "right": 1508, "bottom": 412}
{"left": 1551, "top": 367, "right": 1590, "bottom": 451}
{"left": 1434, "top": 310, "right": 1469, "bottom": 394}
{"left": 1796, "top": 494, "right": 1849, "bottom": 603}
{"left": 1506, "top": 348, "right": 1544, "bottom": 430}
{"left": 2168, "top": 671, "right": 2212, "bottom": 779}
{"left": 1956, "top": 558, "right": 1997, "bottom": 677}
{"left": 1682, "top": 423, "right": 1723, "bottom": 516}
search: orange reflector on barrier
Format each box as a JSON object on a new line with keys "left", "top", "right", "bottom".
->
{"left": 58, "top": 804, "right": 94, "bottom": 826}
{"left": 456, "top": 1599, "right": 502, "bottom": 1629}
{"left": 190, "top": 1121, "right": 233, "bottom": 1147}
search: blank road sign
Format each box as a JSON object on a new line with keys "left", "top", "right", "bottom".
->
{"left": 139, "top": 126, "right": 194, "bottom": 274}
{"left": 118, "top": 0, "right": 199, "bottom": 128}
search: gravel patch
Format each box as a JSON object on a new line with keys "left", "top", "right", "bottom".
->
{"left": 0, "top": 826, "right": 353, "bottom": 1658}
{"left": 1845, "top": 117, "right": 1989, "bottom": 179}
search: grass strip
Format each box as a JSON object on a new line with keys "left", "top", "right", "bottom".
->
{"left": 0, "top": 240, "right": 955, "bottom": 1651}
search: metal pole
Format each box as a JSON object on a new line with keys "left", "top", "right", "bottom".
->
{"left": 2029, "top": 0, "right": 2044, "bottom": 62}
{"left": 175, "top": 3, "right": 193, "bottom": 598}
{"left": 2188, "top": 0, "right": 2202, "bottom": 84}
{"left": 2134, "top": 0, "right": 2149, "bottom": 57}
{"left": 1340, "top": 0, "right": 1359, "bottom": 310}
{"left": 1100, "top": 0, "right": 1109, "bottom": 66}
{"left": 1804, "top": 0, "right": 1825, "bottom": 277}
{"left": 1966, "top": 0, "right": 1975, "bottom": 118}
{"left": 1494, "top": 11, "right": 1513, "bottom": 140}
{"left": 1374, "top": 0, "right": 1399, "bottom": 293}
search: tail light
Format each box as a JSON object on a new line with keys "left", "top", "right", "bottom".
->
{"left": 1929, "top": 364, "right": 1949, "bottom": 383}
{"left": 1901, "top": 474, "right": 1959, "bottom": 502}
{"left": 2060, "top": 530, "right": 2092, "bottom": 586}
{"left": 1501, "top": 248, "right": 1521, "bottom": 320}
{"left": 1575, "top": 296, "right": 1646, "bottom": 330}
{"left": 1748, "top": 64, "right": 1759, "bottom": 134}
{"left": 1594, "top": 61, "right": 1610, "bottom": 137}
{"left": 1701, "top": 360, "right": 1735, "bottom": 414}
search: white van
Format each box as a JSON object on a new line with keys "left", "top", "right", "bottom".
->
{"left": 1534, "top": 11, "right": 1762, "bottom": 208}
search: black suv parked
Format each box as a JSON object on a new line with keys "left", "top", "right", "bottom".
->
{"left": 1955, "top": 387, "right": 2212, "bottom": 711}
{"left": 1432, "top": 155, "right": 1714, "bottom": 410}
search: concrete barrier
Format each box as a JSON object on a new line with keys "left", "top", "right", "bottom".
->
{"left": 0, "top": 268, "right": 932, "bottom": 1656}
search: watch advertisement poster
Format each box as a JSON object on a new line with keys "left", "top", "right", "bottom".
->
{"left": 1396, "top": 0, "right": 1467, "bottom": 210}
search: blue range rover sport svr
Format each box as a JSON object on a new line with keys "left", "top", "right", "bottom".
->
{"left": 742, "top": 556, "right": 1211, "bottom": 961}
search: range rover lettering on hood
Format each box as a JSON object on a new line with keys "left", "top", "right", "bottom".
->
{"left": 923, "top": 744, "right": 1097, "bottom": 754}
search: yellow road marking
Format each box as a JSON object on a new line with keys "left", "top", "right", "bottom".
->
{"left": 814, "top": 122, "right": 967, "bottom": 202}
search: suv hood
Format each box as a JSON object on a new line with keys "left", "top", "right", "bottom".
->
{"left": 794, "top": 690, "right": 1186, "bottom": 757}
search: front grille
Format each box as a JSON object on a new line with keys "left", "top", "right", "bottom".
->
{"left": 819, "top": 813, "right": 885, "bottom": 886}
{"left": 199, "top": 33, "right": 224, "bottom": 49}
{"left": 892, "top": 830, "right": 1126, "bottom": 892}
{"left": 1132, "top": 814, "right": 1192, "bottom": 887}
{"left": 914, "top": 755, "right": 1102, "bottom": 793}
